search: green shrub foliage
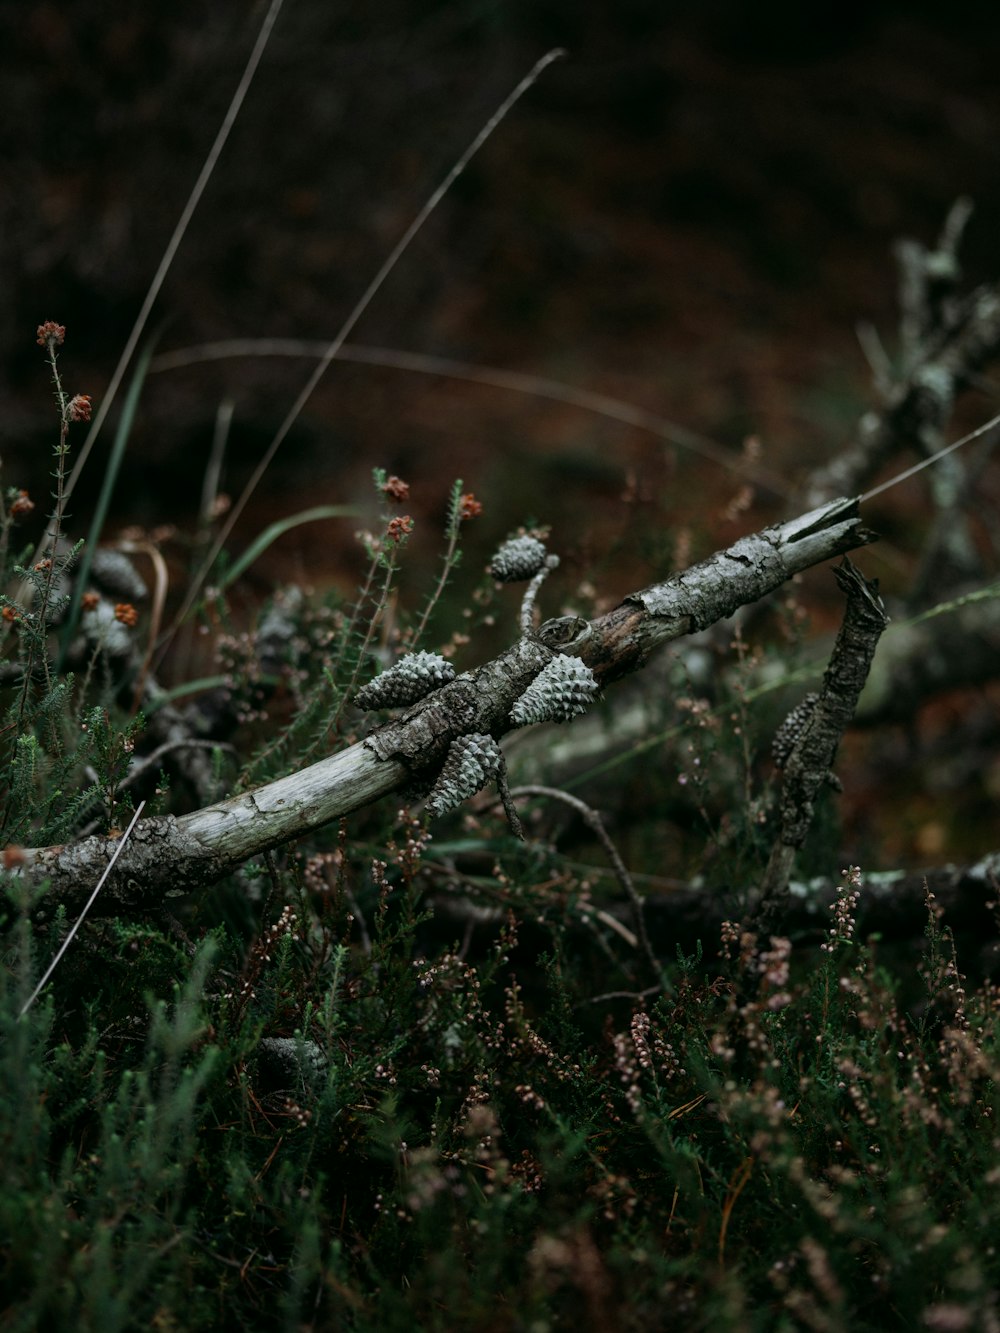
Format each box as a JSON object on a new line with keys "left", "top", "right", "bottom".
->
{"left": 3, "top": 248, "right": 1000, "bottom": 1329}
{"left": 3, "top": 852, "right": 999, "bottom": 1330}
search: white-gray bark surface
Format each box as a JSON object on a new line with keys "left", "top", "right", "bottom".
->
{"left": 8, "top": 497, "right": 876, "bottom": 915}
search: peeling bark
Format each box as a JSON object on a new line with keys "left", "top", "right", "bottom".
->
{"left": 584, "top": 497, "right": 875, "bottom": 683}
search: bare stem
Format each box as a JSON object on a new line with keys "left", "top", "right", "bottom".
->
{"left": 18, "top": 800, "right": 146, "bottom": 1018}
{"left": 508, "top": 784, "right": 659, "bottom": 980}
{"left": 408, "top": 482, "right": 464, "bottom": 650}
{"left": 160, "top": 48, "right": 566, "bottom": 656}
{"left": 58, "top": 0, "right": 286, "bottom": 521}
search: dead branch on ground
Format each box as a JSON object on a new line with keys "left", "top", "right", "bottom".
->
{"left": 7, "top": 497, "right": 873, "bottom": 916}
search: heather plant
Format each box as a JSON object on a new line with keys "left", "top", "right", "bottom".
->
{"left": 4, "top": 352, "right": 1000, "bottom": 1328}
{"left": 4, "top": 838, "right": 1000, "bottom": 1330}
{"left": 0, "top": 327, "right": 142, "bottom": 852}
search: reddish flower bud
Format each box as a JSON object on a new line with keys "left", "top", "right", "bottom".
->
{"left": 67, "top": 393, "right": 92, "bottom": 422}
{"left": 36, "top": 321, "right": 66, "bottom": 347}
{"left": 386, "top": 515, "right": 414, "bottom": 544}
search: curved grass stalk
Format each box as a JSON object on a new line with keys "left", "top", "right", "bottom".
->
{"left": 903, "top": 576, "right": 1000, "bottom": 626}
{"left": 116, "top": 538, "right": 170, "bottom": 714}
{"left": 150, "top": 338, "right": 792, "bottom": 499}
{"left": 219, "top": 505, "right": 358, "bottom": 591}
{"left": 158, "top": 49, "right": 567, "bottom": 657}
{"left": 143, "top": 675, "right": 231, "bottom": 710}
{"left": 18, "top": 800, "right": 146, "bottom": 1018}
{"left": 860, "top": 410, "right": 1000, "bottom": 500}
{"left": 57, "top": 0, "right": 286, "bottom": 519}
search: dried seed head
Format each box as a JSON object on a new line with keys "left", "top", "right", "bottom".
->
{"left": 67, "top": 393, "right": 92, "bottom": 422}
{"left": 381, "top": 475, "right": 410, "bottom": 502}
{"left": 510, "top": 654, "right": 599, "bottom": 727}
{"left": 425, "top": 733, "right": 502, "bottom": 818}
{"left": 355, "top": 651, "right": 456, "bottom": 710}
{"left": 489, "top": 535, "right": 547, "bottom": 583}
{"left": 772, "top": 692, "right": 819, "bottom": 768}
{"left": 385, "top": 515, "right": 414, "bottom": 544}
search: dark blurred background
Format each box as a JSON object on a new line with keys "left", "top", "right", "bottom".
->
{"left": 4, "top": 0, "right": 1000, "bottom": 866}
{"left": 6, "top": 0, "right": 1000, "bottom": 547}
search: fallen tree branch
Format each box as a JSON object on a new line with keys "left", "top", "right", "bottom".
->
{"left": 754, "top": 558, "right": 890, "bottom": 922}
{"left": 404, "top": 853, "right": 1000, "bottom": 961}
{"left": 6, "top": 497, "right": 875, "bottom": 915}
{"left": 616, "top": 851, "right": 1000, "bottom": 958}
{"left": 500, "top": 578, "right": 1000, "bottom": 796}
{"left": 803, "top": 200, "right": 1000, "bottom": 517}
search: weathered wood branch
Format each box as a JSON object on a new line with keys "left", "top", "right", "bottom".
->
{"left": 618, "top": 851, "right": 1000, "bottom": 959}
{"left": 803, "top": 200, "right": 1000, "bottom": 519}
{"left": 755, "top": 558, "right": 890, "bottom": 922}
{"left": 418, "top": 854, "right": 1000, "bottom": 961}
{"left": 7, "top": 497, "right": 875, "bottom": 915}
{"left": 500, "top": 579, "right": 1000, "bottom": 803}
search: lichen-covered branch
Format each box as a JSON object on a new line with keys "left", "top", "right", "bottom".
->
{"left": 802, "top": 199, "right": 1000, "bottom": 563}
{"left": 5, "top": 497, "right": 875, "bottom": 914}
{"left": 580, "top": 496, "right": 875, "bottom": 685}
{"left": 14, "top": 744, "right": 409, "bottom": 920}
{"left": 755, "top": 558, "right": 890, "bottom": 921}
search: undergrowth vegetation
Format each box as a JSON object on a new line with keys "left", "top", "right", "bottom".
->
{"left": 3, "top": 821, "right": 1000, "bottom": 1330}
{"left": 2, "top": 340, "right": 998, "bottom": 1328}
{"left": 3, "top": 26, "right": 1000, "bottom": 1333}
